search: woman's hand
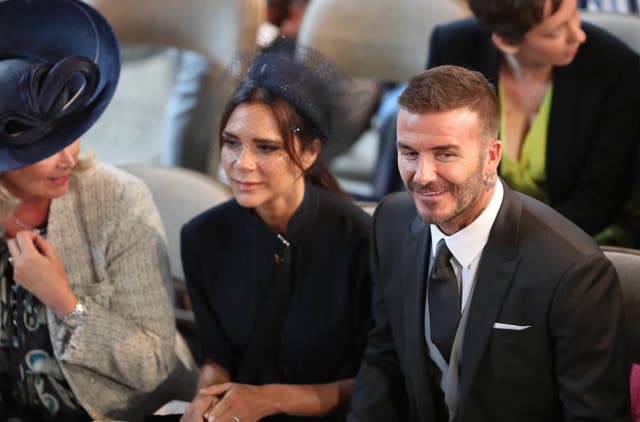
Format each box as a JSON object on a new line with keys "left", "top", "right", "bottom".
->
{"left": 184, "top": 378, "right": 353, "bottom": 421}
{"left": 200, "top": 383, "right": 277, "bottom": 422}
{"left": 180, "top": 388, "right": 222, "bottom": 422}
{"left": 181, "top": 360, "right": 232, "bottom": 422}
{"left": 7, "top": 231, "right": 77, "bottom": 317}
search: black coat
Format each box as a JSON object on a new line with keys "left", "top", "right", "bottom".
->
{"left": 181, "top": 184, "right": 372, "bottom": 422}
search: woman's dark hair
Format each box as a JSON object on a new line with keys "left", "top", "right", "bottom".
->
{"left": 219, "top": 79, "right": 349, "bottom": 198}
{"left": 468, "top": 0, "right": 563, "bottom": 43}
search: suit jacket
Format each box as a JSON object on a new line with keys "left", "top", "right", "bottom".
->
{"left": 348, "top": 183, "right": 630, "bottom": 421}
{"left": 428, "top": 19, "right": 640, "bottom": 236}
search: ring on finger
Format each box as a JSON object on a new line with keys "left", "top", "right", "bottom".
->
{"left": 232, "top": 417, "right": 240, "bottom": 422}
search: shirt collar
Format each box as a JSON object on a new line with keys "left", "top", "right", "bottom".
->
{"left": 430, "top": 180, "right": 504, "bottom": 267}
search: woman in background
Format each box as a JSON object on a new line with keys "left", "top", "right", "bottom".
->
{"left": 427, "top": 0, "right": 640, "bottom": 244}
{"left": 181, "top": 49, "right": 372, "bottom": 422}
{"left": 0, "top": 1, "right": 196, "bottom": 420}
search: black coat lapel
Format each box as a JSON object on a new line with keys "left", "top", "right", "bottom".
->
{"left": 402, "top": 215, "right": 433, "bottom": 420}
{"left": 457, "top": 185, "right": 523, "bottom": 412}
{"left": 547, "top": 59, "right": 581, "bottom": 204}
{"left": 476, "top": 39, "right": 500, "bottom": 91}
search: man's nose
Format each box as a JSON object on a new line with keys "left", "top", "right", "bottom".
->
{"left": 413, "top": 156, "right": 438, "bottom": 186}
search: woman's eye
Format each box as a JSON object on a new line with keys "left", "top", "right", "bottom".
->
{"left": 544, "top": 28, "right": 562, "bottom": 38}
{"left": 257, "top": 144, "right": 278, "bottom": 153}
{"left": 222, "top": 138, "right": 238, "bottom": 148}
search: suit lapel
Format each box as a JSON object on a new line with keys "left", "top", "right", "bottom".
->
{"left": 475, "top": 39, "right": 500, "bottom": 90}
{"left": 457, "top": 185, "right": 523, "bottom": 414}
{"left": 402, "top": 215, "right": 433, "bottom": 419}
{"left": 547, "top": 62, "right": 581, "bottom": 203}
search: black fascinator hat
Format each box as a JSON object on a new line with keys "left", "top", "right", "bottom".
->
{"left": 221, "top": 41, "right": 350, "bottom": 144}
{"left": 246, "top": 48, "right": 343, "bottom": 142}
{"left": 0, "top": 0, "right": 120, "bottom": 172}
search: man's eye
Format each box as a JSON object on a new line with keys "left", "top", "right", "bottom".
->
{"left": 437, "top": 152, "right": 455, "bottom": 161}
{"left": 399, "top": 149, "right": 418, "bottom": 158}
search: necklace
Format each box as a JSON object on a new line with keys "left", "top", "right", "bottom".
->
{"left": 12, "top": 216, "right": 41, "bottom": 236}
{"left": 502, "top": 55, "right": 552, "bottom": 121}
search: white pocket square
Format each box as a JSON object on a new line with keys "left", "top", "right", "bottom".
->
{"left": 493, "top": 323, "right": 531, "bottom": 330}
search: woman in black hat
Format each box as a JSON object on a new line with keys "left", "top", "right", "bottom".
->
{"left": 0, "top": 1, "right": 197, "bottom": 421}
{"left": 180, "top": 50, "right": 372, "bottom": 422}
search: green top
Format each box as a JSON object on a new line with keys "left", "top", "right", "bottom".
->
{"left": 498, "top": 83, "right": 553, "bottom": 204}
{"left": 498, "top": 82, "right": 637, "bottom": 246}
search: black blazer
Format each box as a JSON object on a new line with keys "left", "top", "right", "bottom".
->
{"left": 428, "top": 19, "right": 640, "bottom": 236}
{"left": 348, "top": 184, "right": 629, "bottom": 421}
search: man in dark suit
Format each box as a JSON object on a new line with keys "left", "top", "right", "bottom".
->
{"left": 347, "top": 65, "right": 630, "bottom": 421}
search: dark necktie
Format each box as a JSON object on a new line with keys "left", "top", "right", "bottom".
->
{"left": 428, "top": 239, "right": 460, "bottom": 362}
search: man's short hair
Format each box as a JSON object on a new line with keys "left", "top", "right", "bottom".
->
{"left": 468, "top": 0, "right": 562, "bottom": 43}
{"left": 398, "top": 65, "right": 500, "bottom": 142}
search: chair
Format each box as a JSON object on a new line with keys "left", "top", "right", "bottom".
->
{"left": 85, "top": 0, "right": 265, "bottom": 69}
{"left": 121, "top": 164, "right": 231, "bottom": 362}
{"left": 581, "top": 11, "right": 640, "bottom": 55}
{"left": 601, "top": 246, "right": 640, "bottom": 363}
{"left": 297, "top": 0, "right": 469, "bottom": 83}
{"left": 296, "top": 0, "right": 470, "bottom": 198}
{"left": 83, "top": 0, "right": 266, "bottom": 173}
{"left": 356, "top": 200, "right": 377, "bottom": 216}
{"left": 121, "top": 164, "right": 231, "bottom": 284}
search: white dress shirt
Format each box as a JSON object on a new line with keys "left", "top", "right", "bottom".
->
{"left": 429, "top": 180, "right": 505, "bottom": 312}
{"left": 425, "top": 180, "right": 505, "bottom": 421}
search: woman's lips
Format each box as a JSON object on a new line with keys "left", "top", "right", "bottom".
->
{"left": 47, "top": 175, "right": 69, "bottom": 185}
{"left": 232, "top": 179, "right": 261, "bottom": 191}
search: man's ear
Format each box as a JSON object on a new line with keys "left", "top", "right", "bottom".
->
{"left": 484, "top": 138, "right": 502, "bottom": 171}
{"left": 491, "top": 33, "right": 520, "bottom": 56}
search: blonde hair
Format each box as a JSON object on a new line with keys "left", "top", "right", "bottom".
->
{"left": 0, "top": 149, "right": 97, "bottom": 219}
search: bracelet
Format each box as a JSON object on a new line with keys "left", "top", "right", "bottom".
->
{"left": 62, "top": 301, "right": 87, "bottom": 328}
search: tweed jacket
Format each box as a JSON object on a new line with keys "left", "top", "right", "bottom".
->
{"left": 21, "top": 163, "right": 183, "bottom": 421}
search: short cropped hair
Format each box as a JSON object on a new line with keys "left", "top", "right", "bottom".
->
{"left": 468, "top": 0, "right": 562, "bottom": 43}
{"left": 398, "top": 65, "right": 500, "bottom": 142}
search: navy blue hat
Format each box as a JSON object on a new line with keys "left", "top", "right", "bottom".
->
{"left": 243, "top": 44, "right": 347, "bottom": 142}
{"left": 0, "top": 0, "right": 120, "bottom": 172}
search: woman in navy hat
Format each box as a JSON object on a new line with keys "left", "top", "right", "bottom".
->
{"left": 0, "top": 1, "right": 197, "bottom": 421}
{"left": 180, "top": 49, "right": 372, "bottom": 422}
